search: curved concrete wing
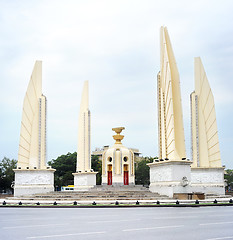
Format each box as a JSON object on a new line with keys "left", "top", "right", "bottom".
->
{"left": 158, "top": 27, "right": 186, "bottom": 161}
{"left": 191, "top": 57, "right": 221, "bottom": 167}
{"left": 17, "top": 61, "right": 47, "bottom": 169}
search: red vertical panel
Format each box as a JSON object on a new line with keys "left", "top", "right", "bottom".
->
{"left": 108, "top": 171, "right": 112, "bottom": 185}
{"left": 124, "top": 171, "right": 129, "bottom": 185}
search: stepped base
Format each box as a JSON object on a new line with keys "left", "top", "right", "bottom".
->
{"left": 10, "top": 185, "right": 168, "bottom": 200}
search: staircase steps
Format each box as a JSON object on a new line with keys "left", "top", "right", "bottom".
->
{"left": 10, "top": 185, "right": 168, "bottom": 200}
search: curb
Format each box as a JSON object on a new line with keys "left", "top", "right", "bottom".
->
{"left": 1, "top": 203, "right": 233, "bottom": 208}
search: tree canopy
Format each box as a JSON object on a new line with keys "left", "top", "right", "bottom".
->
{"left": 0, "top": 157, "right": 17, "bottom": 193}
{"left": 91, "top": 155, "right": 102, "bottom": 185}
{"left": 48, "top": 152, "right": 77, "bottom": 189}
{"left": 48, "top": 152, "right": 102, "bottom": 189}
{"left": 225, "top": 169, "right": 233, "bottom": 191}
{"left": 135, "top": 157, "right": 154, "bottom": 186}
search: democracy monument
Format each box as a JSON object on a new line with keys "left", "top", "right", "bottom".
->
{"left": 13, "top": 26, "right": 225, "bottom": 198}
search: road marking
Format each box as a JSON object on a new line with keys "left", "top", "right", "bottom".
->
{"left": 200, "top": 222, "right": 233, "bottom": 226}
{"left": 134, "top": 210, "right": 218, "bottom": 216}
{"left": 3, "top": 223, "right": 68, "bottom": 229}
{"left": 0, "top": 215, "right": 120, "bottom": 223}
{"left": 211, "top": 214, "right": 233, "bottom": 217}
{"left": 70, "top": 214, "right": 119, "bottom": 219}
{"left": 0, "top": 218, "right": 57, "bottom": 222}
{"left": 206, "top": 237, "right": 233, "bottom": 240}
{"left": 88, "top": 219, "right": 141, "bottom": 223}
{"left": 123, "top": 225, "right": 184, "bottom": 232}
{"left": 179, "top": 211, "right": 217, "bottom": 214}
{"left": 153, "top": 216, "right": 198, "bottom": 220}
{"left": 27, "top": 231, "right": 106, "bottom": 239}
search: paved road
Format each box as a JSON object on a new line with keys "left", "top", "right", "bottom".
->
{"left": 1, "top": 206, "right": 233, "bottom": 240}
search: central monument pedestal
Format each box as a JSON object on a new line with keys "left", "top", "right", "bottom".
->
{"left": 148, "top": 160, "right": 192, "bottom": 198}
{"left": 73, "top": 172, "right": 97, "bottom": 191}
{"left": 101, "top": 127, "right": 135, "bottom": 186}
{"left": 14, "top": 168, "right": 55, "bottom": 197}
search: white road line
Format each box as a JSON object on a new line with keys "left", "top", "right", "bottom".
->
{"left": 123, "top": 225, "right": 184, "bottom": 232}
{"left": 153, "top": 216, "right": 198, "bottom": 220}
{"left": 0, "top": 218, "right": 56, "bottom": 222}
{"left": 211, "top": 214, "right": 233, "bottom": 217}
{"left": 0, "top": 215, "right": 120, "bottom": 223}
{"left": 3, "top": 223, "right": 68, "bottom": 229}
{"left": 206, "top": 236, "right": 233, "bottom": 240}
{"left": 180, "top": 211, "right": 217, "bottom": 214}
{"left": 27, "top": 231, "right": 106, "bottom": 239}
{"left": 70, "top": 214, "right": 119, "bottom": 219}
{"left": 134, "top": 210, "right": 217, "bottom": 216}
{"left": 200, "top": 221, "right": 233, "bottom": 226}
{"left": 88, "top": 219, "right": 141, "bottom": 224}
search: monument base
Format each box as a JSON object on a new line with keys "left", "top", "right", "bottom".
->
{"left": 14, "top": 169, "right": 55, "bottom": 197}
{"left": 191, "top": 167, "right": 225, "bottom": 195}
{"left": 73, "top": 172, "right": 97, "bottom": 191}
{"left": 148, "top": 160, "right": 192, "bottom": 198}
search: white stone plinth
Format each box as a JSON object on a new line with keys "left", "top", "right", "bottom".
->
{"left": 73, "top": 172, "right": 97, "bottom": 191}
{"left": 148, "top": 160, "right": 192, "bottom": 198}
{"left": 14, "top": 169, "right": 55, "bottom": 197}
{"left": 191, "top": 167, "right": 225, "bottom": 195}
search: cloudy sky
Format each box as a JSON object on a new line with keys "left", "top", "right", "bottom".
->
{"left": 1, "top": 0, "right": 233, "bottom": 169}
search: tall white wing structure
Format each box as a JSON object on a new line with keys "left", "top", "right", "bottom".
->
{"left": 191, "top": 57, "right": 222, "bottom": 167}
{"left": 76, "top": 80, "right": 91, "bottom": 172}
{"left": 158, "top": 26, "right": 186, "bottom": 161}
{"left": 17, "top": 61, "right": 47, "bottom": 169}
{"left": 14, "top": 61, "right": 55, "bottom": 197}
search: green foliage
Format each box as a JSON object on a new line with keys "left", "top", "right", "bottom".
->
{"left": 48, "top": 152, "right": 77, "bottom": 189}
{"left": 48, "top": 152, "right": 102, "bottom": 188}
{"left": 135, "top": 157, "right": 154, "bottom": 186}
{"left": 224, "top": 169, "right": 233, "bottom": 191}
{"left": 0, "top": 157, "right": 17, "bottom": 192}
{"left": 91, "top": 155, "right": 102, "bottom": 185}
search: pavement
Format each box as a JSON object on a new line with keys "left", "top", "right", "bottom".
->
{"left": 1, "top": 206, "right": 233, "bottom": 240}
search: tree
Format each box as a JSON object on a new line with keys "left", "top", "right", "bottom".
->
{"left": 135, "top": 157, "right": 155, "bottom": 186}
{"left": 224, "top": 169, "right": 233, "bottom": 191}
{"left": 0, "top": 157, "right": 17, "bottom": 193}
{"left": 48, "top": 152, "right": 77, "bottom": 190}
{"left": 91, "top": 155, "right": 102, "bottom": 185}
{"left": 48, "top": 152, "right": 102, "bottom": 189}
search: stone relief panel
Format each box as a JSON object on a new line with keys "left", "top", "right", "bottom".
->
{"left": 191, "top": 169, "right": 223, "bottom": 183}
{"left": 74, "top": 175, "right": 87, "bottom": 186}
{"left": 150, "top": 165, "right": 172, "bottom": 182}
{"left": 15, "top": 171, "right": 53, "bottom": 185}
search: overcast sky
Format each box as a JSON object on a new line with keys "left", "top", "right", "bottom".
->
{"left": 1, "top": 0, "right": 233, "bottom": 169}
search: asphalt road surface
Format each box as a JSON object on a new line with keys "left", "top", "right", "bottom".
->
{"left": 1, "top": 206, "right": 233, "bottom": 240}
